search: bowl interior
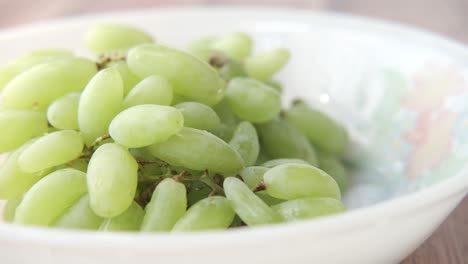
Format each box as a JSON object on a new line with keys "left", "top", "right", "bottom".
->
{"left": 0, "top": 8, "right": 468, "bottom": 210}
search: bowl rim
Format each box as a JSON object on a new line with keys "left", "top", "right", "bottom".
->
{"left": 0, "top": 6, "right": 467, "bottom": 249}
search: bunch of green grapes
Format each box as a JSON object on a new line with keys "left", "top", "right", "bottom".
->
{"left": 0, "top": 24, "right": 350, "bottom": 232}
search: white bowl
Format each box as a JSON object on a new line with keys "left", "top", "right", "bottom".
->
{"left": 0, "top": 7, "right": 467, "bottom": 264}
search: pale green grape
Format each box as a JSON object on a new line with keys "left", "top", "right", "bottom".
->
{"left": 141, "top": 178, "right": 187, "bottom": 232}
{"left": 256, "top": 119, "right": 318, "bottom": 166}
{"left": 245, "top": 48, "right": 290, "bottom": 81}
{"left": 2, "top": 199, "right": 22, "bottom": 222}
{"left": 172, "top": 196, "right": 235, "bottom": 232}
{"left": 99, "top": 202, "right": 144, "bottom": 231}
{"left": 87, "top": 143, "right": 138, "bottom": 218}
{"left": 18, "top": 130, "right": 83, "bottom": 173}
{"left": 148, "top": 127, "right": 244, "bottom": 174}
{"left": 264, "top": 164, "right": 340, "bottom": 200}
{"left": 212, "top": 32, "right": 253, "bottom": 60}
{"left": 272, "top": 197, "right": 345, "bottom": 221}
{"left": 0, "top": 110, "right": 48, "bottom": 153}
{"left": 0, "top": 49, "right": 73, "bottom": 91}
{"left": 107, "top": 61, "right": 141, "bottom": 95}
{"left": 284, "top": 101, "right": 349, "bottom": 155}
{"left": 318, "top": 152, "right": 348, "bottom": 192}
{"left": 188, "top": 36, "right": 217, "bottom": 61}
{"left": 174, "top": 102, "right": 220, "bottom": 131}
{"left": 109, "top": 104, "right": 183, "bottom": 148}
{"left": 123, "top": 75, "right": 173, "bottom": 108}
{"left": 229, "top": 122, "right": 259, "bottom": 166}
{"left": 127, "top": 44, "right": 225, "bottom": 106}
{"left": 86, "top": 24, "right": 153, "bottom": 53}
{"left": 0, "top": 142, "right": 50, "bottom": 199}
{"left": 78, "top": 67, "right": 123, "bottom": 145}
{"left": 225, "top": 77, "right": 281, "bottom": 123}
{"left": 238, "top": 166, "right": 268, "bottom": 190}
{"left": 255, "top": 191, "right": 284, "bottom": 206}
{"left": 2, "top": 58, "right": 97, "bottom": 110}
{"left": 262, "top": 159, "right": 309, "bottom": 168}
{"left": 223, "top": 177, "right": 281, "bottom": 226}
{"left": 47, "top": 93, "right": 80, "bottom": 130}
{"left": 53, "top": 194, "right": 103, "bottom": 230}
{"left": 14, "top": 168, "right": 87, "bottom": 226}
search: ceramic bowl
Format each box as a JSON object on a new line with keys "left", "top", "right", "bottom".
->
{"left": 0, "top": 7, "right": 467, "bottom": 264}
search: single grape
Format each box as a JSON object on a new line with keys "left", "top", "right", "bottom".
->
{"left": 263, "top": 164, "right": 341, "bottom": 200}
{"left": 99, "top": 202, "right": 145, "bottom": 231}
{"left": 53, "top": 194, "right": 103, "bottom": 230}
{"left": 78, "top": 67, "right": 123, "bottom": 145}
{"left": 2, "top": 198, "right": 22, "bottom": 222}
{"left": 262, "top": 159, "right": 310, "bottom": 168}
{"left": 174, "top": 102, "right": 220, "bottom": 131}
{"left": 123, "top": 75, "right": 173, "bottom": 108}
{"left": 1, "top": 58, "right": 97, "bottom": 110}
{"left": 148, "top": 127, "right": 244, "bottom": 174}
{"left": 87, "top": 143, "right": 138, "bottom": 218}
{"left": 284, "top": 101, "right": 349, "bottom": 155}
{"left": 47, "top": 93, "right": 80, "bottom": 130}
{"left": 107, "top": 61, "right": 141, "bottom": 95}
{"left": 0, "top": 110, "right": 48, "bottom": 153}
{"left": 109, "top": 104, "right": 183, "bottom": 148}
{"left": 238, "top": 166, "right": 269, "bottom": 190}
{"left": 141, "top": 178, "right": 187, "bottom": 232}
{"left": 229, "top": 121, "right": 259, "bottom": 166}
{"left": 212, "top": 32, "right": 253, "bottom": 60}
{"left": 245, "top": 48, "right": 290, "bottom": 81}
{"left": 225, "top": 77, "right": 281, "bottom": 123}
{"left": 318, "top": 152, "right": 349, "bottom": 192}
{"left": 13, "top": 168, "right": 87, "bottom": 226}
{"left": 18, "top": 130, "right": 84, "bottom": 173}
{"left": 172, "top": 196, "right": 235, "bottom": 232}
{"left": 86, "top": 24, "right": 153, "bottom": 53}
{"left": 223, "top": 177, "right": 282, "bottom": 226}
{"left": 256, "top": 119, "right": 318, "bottom": 166}
{"left": 272, "top": 197, "right": 345, "bottom": 221}
{"left": 127, "top": 44, "right": 226, "bottom": 106}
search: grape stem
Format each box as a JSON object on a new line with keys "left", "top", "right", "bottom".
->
{"left": 253, "top": 182, "right": 266, "bottom": 192}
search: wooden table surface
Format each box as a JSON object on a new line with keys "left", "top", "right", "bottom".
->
{"left": 0, "top": 0, "right": 466, "bottom": 263}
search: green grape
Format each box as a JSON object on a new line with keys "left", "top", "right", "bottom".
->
{"left": 13, "top": 168, "right": 87, "bottom": 226}
{"left": 85, "top": 24, "right": 153, "bottom": 53}
{"left": 123, "top": 75, "right": 173, "bottom": 108}
{"left": 262, "top": 159, "right": 310, "bottom": 168}
{"left": 141, "top": 178, "right": 186, "bottom": 232}
{"left": 174, "top": 102, "right": 220, "bottom": 131}
{"left": 263, "top": 164, "right": 341, "bottom": 200}
{"left": 229, "top": 122, "right": 259, "bottom": 166}
{"left": 107, "top": 61, "right": 141, "bottom": 95}
{"left": 284, "top": 101, "right": 349, "bottom": 155}
{"left": 0, "top": 49, "right": 73, "bottom": 91}
{"left": 109, "top": 104, "right": 183, "bottom": 148}
{"left": 47, "top": 93, "right": 80, "bottom": 130}
{"left": 245, "top": 48, "right": 290, "bottom": 81}
{"left": 188, "top": 36, "right": 217, "bottom": 61}
{"left": 238, "top": 166, "right": 268, "bottom": 190}
{"left": 0, "top": 142, "right": 50, "bottom": 199}
{"left": 0, "top": 110, "right": 48, "bottom": 153}
{"left": 210, "top": 99, "right": 239, "bottom": 141}
{"left": 256, "top": 119, "right": 318, "bottom": 166}
{"left": 2, "top": 58, "right": 97, "bottom": 110}
{"left": 53, "top": 194, "right": 103, "bottom": 230}
{"left": 255, "top": 191, "right": 285, "bottom": 206}
{"left": 212, "top": 32, "right": 253, "bottom": 60}
{"left": 87, "top": 143, "right": 138, "bottom": 218}
{"left": 225, "top": 77, "right": 281, "bottom": 123}
{"left": 223, "top": 177, "right": 281, "bottom": 226}
{"left": 99, "top": 202, "right": 144, "bottom": 231}
{"left": 127, "top": 44, "right": 226, "bottom": 106}
{"left": 272, "top": 197, "right": 345, "bottom": 221}
{"left": 172, "top": 196, "right": 235, "bottom": 232}
{"left": 2, "top": 199, "right": 22, "bottom": 222}
{"left": 78, "top": 67, "right": 123, "bottom": 145}
{"left": 318, "top": 152, "right": 349, "bottom": 192}
{"left": 18, "top": 130, "right": 83, "bottom": 173}
{"left": 148, "top": 127, "right": 244, "bottom": 174}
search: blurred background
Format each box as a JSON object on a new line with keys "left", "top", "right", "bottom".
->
{"left": 0, "top": 0, "right": 466, "bottom": 263}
